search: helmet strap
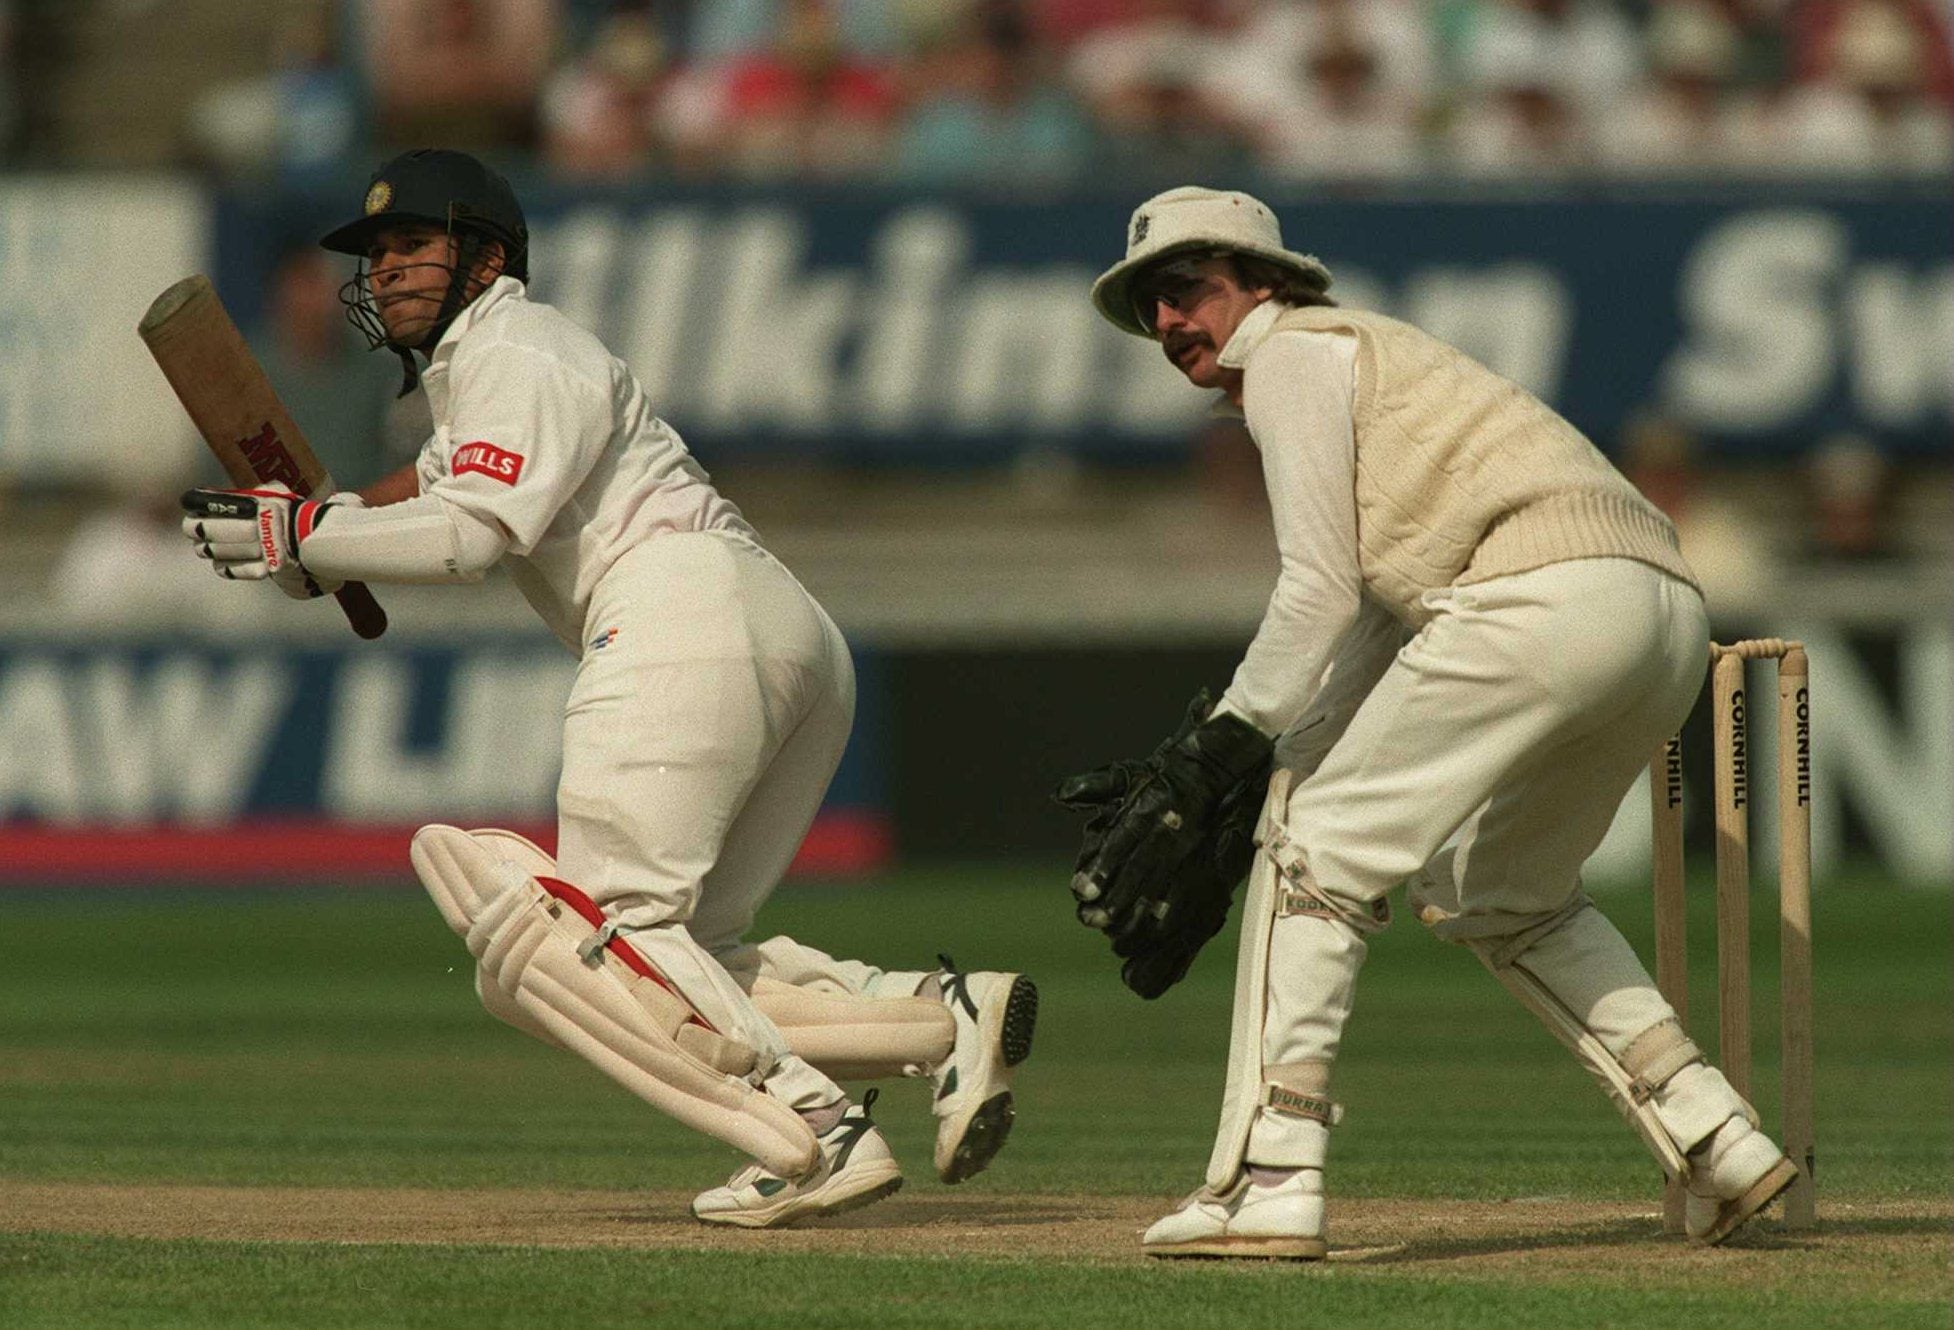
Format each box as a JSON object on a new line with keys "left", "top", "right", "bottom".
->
{"left": 391, "top": 346, "right": 421, "bottom": 399}
{"left": 417, "top": 227, "right": 485, "bottom": 353}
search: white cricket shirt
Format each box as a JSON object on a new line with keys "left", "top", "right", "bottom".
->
{"left": 302, "top": 277, "right": 755, "bottom": 647}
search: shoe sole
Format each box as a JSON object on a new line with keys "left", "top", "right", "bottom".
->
{"left": 1146, "top": 1235, "right": 1329, "bottom": 1261}
{"left": 694, "top": 1168, "right": 904, "bottom": 1230}
{"left": 1692, "top": 1157, "right": 1799, "bottom": 1246}
{"left": 937, "top": 977, "right": 1038, "bottom": 1185}
{"left": 941, "top": 1091, "right": 1015, "bottom": 1185}
{"left": 1002, "top": 976, "right": 1038, "bottom": 1067}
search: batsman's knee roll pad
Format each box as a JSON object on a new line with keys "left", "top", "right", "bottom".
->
{"left": 750, "top": 977, "right": 954, "bottom": 1081}
{"left": 411, "top": 824, "right": 818, "bottom": 1178}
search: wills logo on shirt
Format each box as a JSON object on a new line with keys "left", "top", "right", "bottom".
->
{"left": 451, "top": 441, "right": 525, "bottom": 485}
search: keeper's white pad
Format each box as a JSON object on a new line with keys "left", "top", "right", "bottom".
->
{"left": 1410, "top": 873, "right": 1709, "bottom": 1182}
{"left": 1206, "top": 770, "right": 1351, "bottom": 1192}
{"left": 750, "top": 977, "right": 954, "bottom": 1081}
{"left": 410, "top": 824, "right": 818, "bottom": 1178}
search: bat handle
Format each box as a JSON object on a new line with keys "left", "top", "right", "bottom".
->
{"left": 333, "top": 580, "right": 388, "bottom": 639}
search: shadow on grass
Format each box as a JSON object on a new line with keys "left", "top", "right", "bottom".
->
{"left": 1330, "top": 1215, "right": 1653, "bottom": 1264}
{"left": 1338, "top": 1210, "right": 1948, "bottom": 1264}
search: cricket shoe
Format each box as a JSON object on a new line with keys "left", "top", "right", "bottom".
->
{"left": 1142, "top": 1169, "right": 1328, "bottom": 1261}
{"left": 930, "top": 954, "right": 1038, "bottom": 1184}
{"left": 691, "top": 1090, "right": 902, "bottom": 1229}
{"left": 1684, "top": 1114, "right": 1799, "bottom": 1246}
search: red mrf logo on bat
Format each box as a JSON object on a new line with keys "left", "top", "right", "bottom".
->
{"left": 451, "top": 441, "right": 524, "bottom": 485}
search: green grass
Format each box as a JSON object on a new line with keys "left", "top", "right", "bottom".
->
{"left": 0, "top": 863, "right": 1948, "bottom": 1327}
{"left": 3, "top": 1233, "right": 1947, "bottom": 1330}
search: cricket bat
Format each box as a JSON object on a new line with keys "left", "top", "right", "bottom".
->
{"left": 138, "top": 274, "right": 387, "bottom": 640}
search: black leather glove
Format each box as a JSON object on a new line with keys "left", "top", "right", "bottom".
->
{"left": 1057, "top": 693, "right": 1273, "bottom": 949}
{"left": 1108, "top": 763, "right": 1265, "bottom": 997}
{"left": 1052, "top": 691, "right": 1209, "bottom": 879}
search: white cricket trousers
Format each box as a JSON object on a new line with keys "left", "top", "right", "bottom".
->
{"left": 551, "top": 528, "right": 869, "bottom": 1108}
{"left": 1258, "top": 558, "right": 1713, "bottom": 1098}
{"left": 1294, "top": 557, "right": 1709, "bottom": 916}
{"left": 555, "top": 528, "right": 853, "bottom": 944}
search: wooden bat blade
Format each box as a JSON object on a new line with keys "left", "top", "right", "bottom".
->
{"left": 139, "top": 274, "right": 387, "bottom": 640}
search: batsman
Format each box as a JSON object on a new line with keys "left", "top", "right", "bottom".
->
{"left": 177, "top": 149, "right": 1037, "bottom": 1226}
{"left": 1057, "top": 187, "right": 1797, "bottom": 1258}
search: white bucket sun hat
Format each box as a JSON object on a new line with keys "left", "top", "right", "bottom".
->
{"left": 1090, "top": 186, "right": 1333, "bottom": 337}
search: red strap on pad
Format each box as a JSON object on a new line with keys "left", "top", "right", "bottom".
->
{"left": 534, "top": 875, "right": 717, "bottom": 1032}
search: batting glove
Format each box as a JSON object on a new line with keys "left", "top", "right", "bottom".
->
{"left": 181, "top": 485, "right": 344, "bottom": 600}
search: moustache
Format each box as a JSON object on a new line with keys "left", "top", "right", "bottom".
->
{"left": 1163, "top": 332, "right": 1210, "bottom": 361}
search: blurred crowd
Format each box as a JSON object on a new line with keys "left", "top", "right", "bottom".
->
{"left": 3, "top": 0, "right": 1941, "bottom": 622}
{"left": 170, "top": 0, "right": 1951, "bottom": 185}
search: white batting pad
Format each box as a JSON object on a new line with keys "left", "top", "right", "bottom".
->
{"left": 459, "top": 827, "right": 566, "bottom": 1046}
{"left": 750, "top": 977, "right": 955, "bottom": 1081}
{"left": 469, "top": 826, "right": 558, "bottom": 879}
{"left": 411, "top": 824, "right": 818, "bottom": 1179}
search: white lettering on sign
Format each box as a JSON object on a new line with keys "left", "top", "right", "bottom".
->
{"left": 322, "top": 656, "right": 570, "bottom": 819}
{"left": 532, "top": 201, "right": 1946, "bottom": 451}
{"left": 1403, "top": 264, "right": 1572, "bottom": 400}
{"left": 0, "top": 181, "right": 206, "bottom": 482}
{"left": 78, "top": 658, "right": 290, "bottom": 822}
{"left": 0, "top": 656, "right": 289, "bottom": 822}
{"left": 1775, "top": 622, "right": 1953, "bottom": 884}
{"left": 854, "top": 207, "right": 965, "bottom": 431}
{"left": 1845, "top": 265, "right": 1954, "bottom": 427}
{"left": 1664, "top": 209, "right": 1954, "bottom": 434}
{"left": 698, "top": 211, "right": 855, "bottom": 430}
{"left": 949, "top": 269, "right": 1100, "bottom": 431}
{"left": 0, "top": 661, "right": 85, "bottom": 820}
{"left": 617, "top": 209, "right": 708, "bottom": 409}
{"left": 1663, "top": 210, "right": 1844, "bottom": 430}
{"left": 542, "top": 207, "right": 626, "bottom": 336}
{"left": 542, "top": 208, "right": 1577, "bottom": 444}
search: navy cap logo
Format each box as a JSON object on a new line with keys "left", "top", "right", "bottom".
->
{"left": 364, "top": 181, "right": 393, "bottom": 216}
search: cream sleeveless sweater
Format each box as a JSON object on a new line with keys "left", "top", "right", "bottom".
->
{"left": 1247, "top": 306, "right": 1697, "bottom": 624}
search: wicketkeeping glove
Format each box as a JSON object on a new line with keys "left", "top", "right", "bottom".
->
{"left": 1108, "top": 771, "right": 1264, "bottom": 998}
{"left": 1052, "top": 690, "right": 1210, "bottom": 881}
{"left": 181, "top": 486, "right": 344, "bottom": 601}
{"left": 1057, "top": 692, "right": 1273, "bottom": 949}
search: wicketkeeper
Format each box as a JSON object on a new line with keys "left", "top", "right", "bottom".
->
{"left": 178, "top": 149, "right": 1037, "bottom": 1226}
{"left": 1058, "top": 187, "right": 1796, "bottom": 1258}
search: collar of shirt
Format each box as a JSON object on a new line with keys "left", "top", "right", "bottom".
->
{"left": 1216, "top": 298, "right": 1286, "bottom": 371}
{"left": 419, "top": 275, "right": 525, "bottom": 414}
{"left": 1205, "top": 299, "right": 1289, "bottom": 420}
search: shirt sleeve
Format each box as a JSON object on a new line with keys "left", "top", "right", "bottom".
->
{"left": 1213, "top": 328, "right": 1365, "bottom": 736}
{"left": 299, "top": 491, "right": 509, "bottom": 584}
{"left": 1271, "top": 597, "right": 1406, "bottom": 779}
{"left": 299, "top": 335, "right": 611, "bottom": 584}
{"left": 425, "top": 336, "right": 612, "bottom": 557}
